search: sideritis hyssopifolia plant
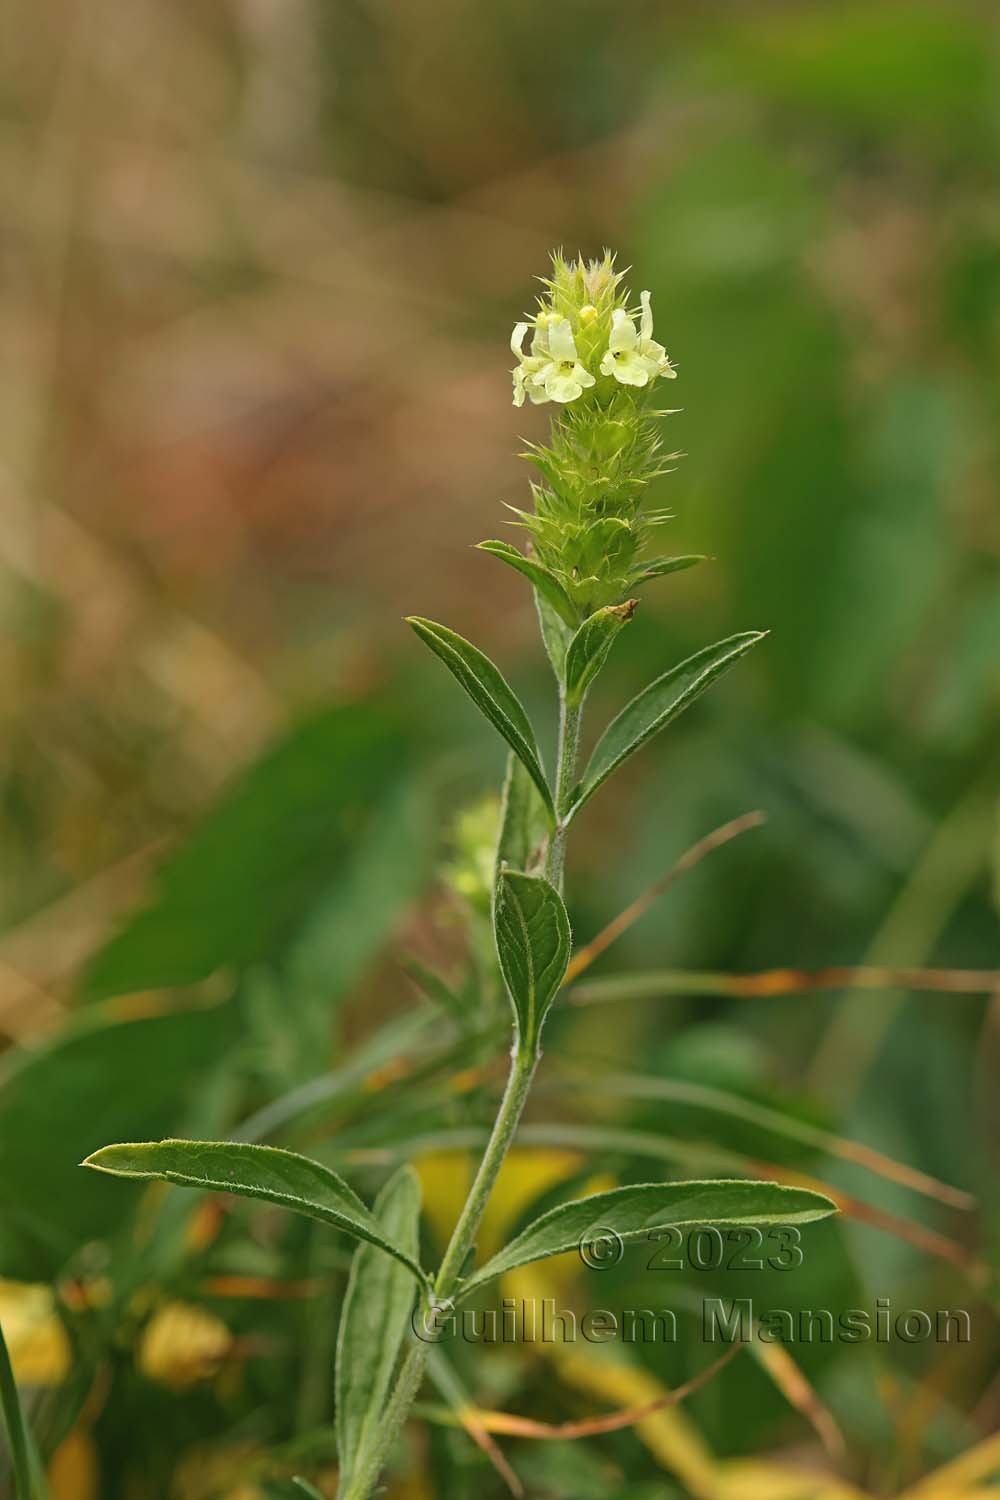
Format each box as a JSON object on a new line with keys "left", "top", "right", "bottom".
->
{"left": 83, "top": 253, "right": 837, "bottom": 1499}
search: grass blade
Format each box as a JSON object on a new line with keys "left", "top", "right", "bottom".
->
{"left": 0, "top": 1318, "right": 44, "bottom": 1500}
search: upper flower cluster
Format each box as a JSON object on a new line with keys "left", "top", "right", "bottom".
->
{"left": 510, "top": 255, "right": 675, "bottom": 408}
{"left": 485, "top": 252, "right": 686, "bottom": 620}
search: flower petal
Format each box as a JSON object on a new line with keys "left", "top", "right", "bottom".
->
{"left": 608, "top": 351, "right": 651, "bottom": 387}
{"left": 639, "top": 336, "right": 676, "bottom": 378}
{"left": 547, "top": 317, "right": 579, "bottom": 363}
{"left": 545, "top": 369, "right": 583, "bottom": 402}
{"left": 510, "top": 322, "right": 528, "bottom": 357}
{"left": 607, "top": 308, "right": 637, "bottom": 354}
{"left": 639, "top": 290, "right": 654, "bottom": 343}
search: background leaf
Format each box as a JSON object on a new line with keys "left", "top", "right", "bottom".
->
{"left": 0, "top": 1005, "right": 234, "bottom": 1279}
{"left": 83, "top": 704, "right": 427, "bottom": 1000}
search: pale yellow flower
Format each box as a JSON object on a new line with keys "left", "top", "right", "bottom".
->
{"left": 510, "top": 320, "right": 549, "bottom": 407}
{"left": 535, "top": 317, "right": 596, "bottom": 403}
{"left": 600, "top": 290, "right": 676, "bottom": 386}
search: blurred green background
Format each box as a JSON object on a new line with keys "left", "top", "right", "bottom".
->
{"left": 1, "top": 2, "right": 998, "bottom": 1497}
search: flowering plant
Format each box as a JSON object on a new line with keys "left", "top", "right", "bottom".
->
{"left": 76, "top": 253, "right": 837, "bottom": 1500}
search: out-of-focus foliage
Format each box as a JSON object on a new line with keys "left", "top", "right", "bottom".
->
{"left": 0, "top": 1, "right": 997, "bottom": 1496}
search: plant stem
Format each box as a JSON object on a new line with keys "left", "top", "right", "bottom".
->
{"left": 546, "top": 693, "right": 582, "bottom": 892}
{"left": 346, "top": 684, "right": 583, "bottom": 1500}
{"left": 434, "top": 1042, "right": 539, "bottom": 1299}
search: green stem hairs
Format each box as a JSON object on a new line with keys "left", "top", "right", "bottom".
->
{"left": 78, "top": 253, "right": 838, "bottom": 1500}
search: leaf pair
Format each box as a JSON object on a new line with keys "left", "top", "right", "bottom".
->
{"left": 84, "top": 1140, "right": 838, "bottom": 1310}
{"left": 408, "top": 613, "right": 764, "bottom": 829}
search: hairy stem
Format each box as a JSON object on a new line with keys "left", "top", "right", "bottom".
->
{"left": 434, "top": 1042, "right": 539, "bottom": 1299}
{"left": 348, "top": 681, "right": 584, "bottom": 1500}
{"left": 546, "top": 693, "right": 582, "bottom": 892}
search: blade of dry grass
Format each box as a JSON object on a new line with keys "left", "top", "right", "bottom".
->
{"left": 564, "top": 811, "right": 766, "bottom": 984}
{"left": 432, "top": 1346, "right": 740, "bottom": 1442}
{"left": 553, "top": 1060, "right": 975, "bottom": 1210}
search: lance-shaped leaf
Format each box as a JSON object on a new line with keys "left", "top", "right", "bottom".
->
{"left": 570, "top": 631, "right": 765, "bottom": 815}
{"left": 83, "top": 1139, "right": 429, "bottom": 1287}
{"left": 629, "top": 554, "right": 708, "bottom": 588}
{"left": 564, "top": 600, "right": 638, "bottom": 708}
{"left": 460, "top": 1179, "right": 837, "bottom": 1297}
{"left": 496, "top": 752, "right": 549, "bottom": 877}
{"left": 336, "top": 1165, "right": 422, "bottom": 1495}
{"left": 477, "top": 540, "right": 578, "bottom": 628}
{"left": 494, "top": 870, "right": 571, "bottom": 1046}
{"left": 406, "top": 617, "right": 555, "bottom": 825}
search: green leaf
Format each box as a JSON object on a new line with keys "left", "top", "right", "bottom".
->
{"left": 477, "top": 541, "right": 578, "bottom": 627}
{"left": 336, "top": 1165, "right": 421, "bottom": 1495}
{"left": 406, "top": 617, "right": 555, "bottom": 824}
{"left": 82, "top": 1139, "right": 429, "bottom": 1288}
{"left": 83, "top": 703, "right": 425, "bottom": 999}
{"left": 460, "top": 1179, "right": 838, "bottom": 1296}
{"left": 496, "top": 753, "right": 549, "bottom": 876}
{"left": 630, "top": 554, "right": 708, "bottom": 587}
{"left": 493, "top": 870, "right": 571, "bottom": 1046}
{"left": 571, "top": 632, "right": 766, "bottom": 814}
{"left": 0, "top": 1317, "right": 44, "bottom": 1500}
{"left": 564, "top": 601, "right": 638, "bottom": 708}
